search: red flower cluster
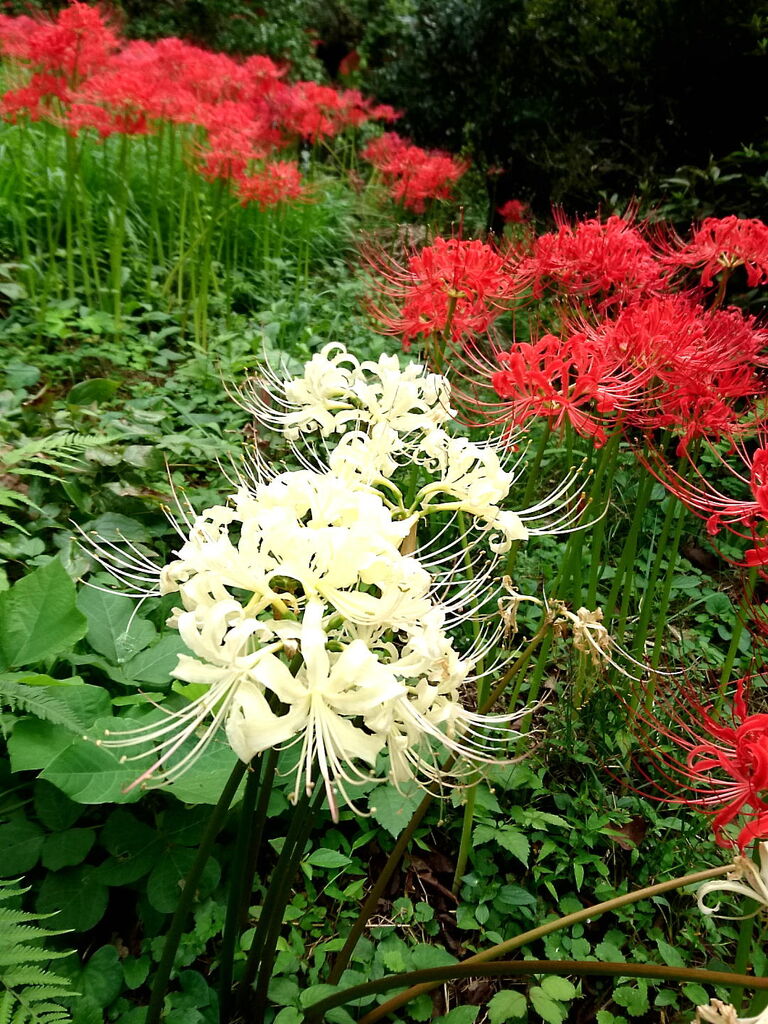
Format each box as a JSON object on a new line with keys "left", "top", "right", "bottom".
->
{"left": 368, "top": 237, "right": 521, "bottom": 349}
{"left": 663, "top": 215, "right": 768, "bottom": 289}
{"left": 521, "top": 213, "right": 665, "bottom": 301}
{"left": 497, "top": 199, "right": 529, "bottom": 224}
{"left": 632, "top": 675, "right": 768, "bottom": 850}
{"left": 0, "top": 3, "right": 400, "bottom": 208}
{"left": 361, "top": 132, "right": 469, "bottom": 212}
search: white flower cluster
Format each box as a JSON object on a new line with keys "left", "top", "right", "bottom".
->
{"left": 88, "top": 344, "right": 582, "bottom": 818}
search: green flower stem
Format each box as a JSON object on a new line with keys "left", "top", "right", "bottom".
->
{"left": 450, "top": 509, "right": 485, "bottom": 895}
{"left": 506, "top": 421, "right": 552, "bottom": 574}
{"left": 305, "top": 958, "right": 768, "bottom": 1023}
{"left": 730, "top": 843, "right": 762, "bottom": 1012}
{"left": 585, "top": 431, "right": 622, "bottom": 608}
{"left": 451, "top": 781, "right": 479, "bottom": 896}
{"left": 327, "top": 626, "right": 553, "bottom": 986}
{"left": 240, "top": 746, "right": 280, "bottom": 931}
{"left": 145, "top": 759, "right": 247, "bottom": 1024}
{"left": 110, "top": 133, "right": 131, "bottom": 332}
{"left": 648, "top": 496, "right": 689, "bottom": 673}
{"left": 240, "top": 786, "right": 324, "bottom": 1019}
{"left": 352, "top": 863, "right": 732, "bottom": 1024}
{"left": 217, "top": 763, "right": 263, "bottom": 1024}
{"left": 629, "top": 493, "right": 682, "bottom": 668}
{"left": 603, "top": 470, "right": 655, "bottom": 633}
{"left": 718, "top": 566, "right": 757, "bottom": 700}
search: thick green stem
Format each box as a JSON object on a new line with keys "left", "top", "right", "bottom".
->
{"left": 240, "top": 786, "right": 324, "bottom": 1018}
{"left": 718, "top": 567, "right": 757, "bottom": 700}
{"left": 305, "top": 958, "right": 768, "bottom": 1022}
{"left": 354, "top": 863, "right": 732, "bottom": 1023}
{"left": 217, "top": 763, "right": 263, "bottom": 1024}
{"left": 730, "top": 844, "right": 761, "bottom": 1012}
{"left": 145, "top": 760, "right": 247, "bottom": 1024}
{"left": 604, "top": 471, "right": 655, "bottom": 633}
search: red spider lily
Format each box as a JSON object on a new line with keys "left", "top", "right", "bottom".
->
{"left": 630, "top": 675, "right": 768, "bottom": 850}
{"left": 362, "top": 132, "right": 469, "bottom": 212}
{"left": 367, "top": 237, "right": 522, "bottom": 349}
{"left": 581, "top": 296, "right": 768, "bottom": 451}
{"left": 521, "top": 212, "right": 666, "bottom": 302}
{"left": 663, "top": 215, "right": 768, "bottom": 289}
{"left": 0, "top": 70, "right": 70, "bottom": 122}
{"left": 1, "top": 3, "right": 120, "bottom": 86}
{"left": 234, "top": 162, "right": 306, "bottom": 209}
{"left": 453, "top": 328, "right": 653, "bottom": 444}
{"left": 497, "top": 199, "right": 529, "bottom": 224}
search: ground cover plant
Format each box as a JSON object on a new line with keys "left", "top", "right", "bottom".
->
{"left": 2, "top": 5, "right": 768, "bottom": 1024}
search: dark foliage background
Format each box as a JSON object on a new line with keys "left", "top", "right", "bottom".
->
{"left": 14, "top": 0, "right": 768, "bottom": 219}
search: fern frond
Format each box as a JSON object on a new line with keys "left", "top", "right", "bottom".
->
{"left": 0, "top": 680, "right": 86, "bottom": 733}
{"left": 0, "top": 880, "right": 74, "bottom": 1024}
{"left": 1, "top": 433, "right": 117, "bottom": 474}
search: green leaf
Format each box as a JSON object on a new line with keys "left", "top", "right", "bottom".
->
{"left": 81, "top": 945, "right": 123, "bottom": 1007}
{"left": 122, "top": 635, "right": 187, "bottom": 687}
{"left": 146, "top": 848, "right": 220, "bottom": 914}
{"left": 496, "top": 884, "right": 536, "bottom": 908}
{"left": 368, "top": 782, "right": 422, "bottom": 837}
{"left": 474, "top": 824, "right": 529, "bottom": 866}
{"left": 529, "top": 986, "right": 567, "bottom": 1024}
{"left": 0, "top": 819, "right": 44, "bottom": 876}
{"left": 268, "top": 977, "right": 300, "bottom": 1006}
{"left": 97, "top": 809, "right": 162, "bottom": 885}
{"left": 7, "top": 719, "right": 77, "bottom": 772}
{"left": 488, "top": 990, "right": 528, "bottom": 1023}
{"left": 34, "top": 780, "right": 83, "bottom": 830}
{"left": 540, "top": 977, "right": 577, "bottom": 1001}
{"left": 682, "top": 984, "right": 710, "bottom": 1007}
{"left": 433, "top": 1008, "right": 479, "bottom": 1024}
{"left": 655, "top": 938, "right": 684, "bottom": 968}
{"left": 36, "top": 865, "right": 108, "bottom": 931}
{"left": 67, "top": 378, "right": 120, "bottom": 406}
{"left": 0, "top": 558, "right": 87, "bottom": 669}
{"left": 77, "top": 588, "right": 156, "bottom": 664}
{"left": 273, "top": 1009, "right": 302, "bottom": 1024}
{"left": 306, "top": 849, "right": 352, "bottom": 870}
{"left": 41, "top": 827, "right": 96, "bottom": 870}
{"left": 41, "top": 735, "right": 142, "bottom": 804}
{"left": 612, "top": 985, "right": 649, "bottom": 1017}
{"left": 166, "top": 740, "right": 244, "bottom": 804}
{"left": 122, "top": 956, "right": 150, "bottom": 990}
{"left": 410, "top": 945, "right": 457, "bottom": 970}
{"left": 594, "top": 941, "right": 625, "bottom": 962}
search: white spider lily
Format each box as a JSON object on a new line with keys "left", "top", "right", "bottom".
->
{"left": 695, "top": 998, "right": 768, "bottom": 1023}
{"left": 697, "top": 843, "right": 768, "bottom": 919}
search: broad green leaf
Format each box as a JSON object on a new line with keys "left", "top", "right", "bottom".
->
{"left": 34, "top": 780, "right": 83, "bottom": 830}
{"left": 433, "top": 1007, "right": 479, "bottom": 1024}
{"left": 656, "top": 937, "right": 685, "bottom": 968}
{"left": 268, "top": 977, "right": 300, "bottom": 1006}
{"left": 123, "top": 634, "right": 187, "bottom": 687}
{"left": 67, "top": 378, "right": 120, "bottom": 405}
{"left": 122, "top": 956, "right": 150, "bottom": 990}
{"left": 146, "top": 848, "right": 220, "bottom": 914}
{"left": 80, "top": 946, "right": 123, "bottom": 1007}
{"left": 306, "top": 849, "right": 352, "bottom": 869}
{"left": 368, "top": 782, "right": 422, "bottom": 837}
{"left": 97, "top": 810, "right": 162, "bottom": 885}
{"left": 42, "top": 827, "right": 96, "bottom": 870}
{"left": 529, "top": 986, "right": 567, "bottom": 1024}
{"left": 0, "top": 819, "right": 44, "bottom": 876}
{"left": 411, "top": 945, "right": 457, "bottom": 970}
{"left": 7, "top": 719, "right": 77, "bottom": 772}
{"left": 77, "top": 587, "right": 156, "bottom": 664}
{"left": 612, "top": 985, "right": 649, "bottom": 1017}
{"left": 474, "top": 824, "right": 529, "bottom": 866}
{"left": 166, "top": 740, "right": 244, "bottom": 805}
{"left": 682, "top": 984, "right": 710, "bottom": 1007}
{"left": 0, "top": 558, "right": 87, "bottom": 669}
{"left": 488, "top": 990, "right": 527, "bottom": 1023}
{"left": 541, "top": 977, "right": 577, "bottom": 1001}
{"left": 41, "top": 735, "right": 142, "bottom": 804}
{"left": 36, "top": 865, "right": 108, "bottom": 931}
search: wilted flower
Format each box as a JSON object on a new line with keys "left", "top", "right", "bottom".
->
{"left": 695, "top": 999, "right": 768, "bottom": 1024}
{"left": 697, "top": 841, "right": 768, "bottom": 918}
